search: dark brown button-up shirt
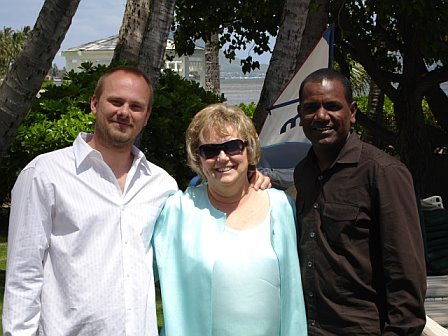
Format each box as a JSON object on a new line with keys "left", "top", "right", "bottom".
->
{"left": 294, "top": 133, "right": 426, "bottom": 335}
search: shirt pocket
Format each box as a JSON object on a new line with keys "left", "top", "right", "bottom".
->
{"left": 321, "top": 202, "right": 359, "bottom": 247}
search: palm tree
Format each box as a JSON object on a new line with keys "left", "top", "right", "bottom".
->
{"left": 361, "top": 80, "right": 385, "bottom": 148}
{"left": 294, "top": 0, "right": 330, "bottom": 71}
{"left": 112, "top": 0, "right": 150, "bottom": 65}
{"left": 204, "top": 33, "right": 220, "bottom": 94}
{"left": 0, "top": 0, "right": 81, "bottom": 157}
{"left": 0, "top": 27, "right": 31, "bottom": 76}
{"left": 138, "top": 0, "right": 177, "bottom": 85}
{"left": 253, "top": 0, "right": 329, "bottom": 128}
{"left": 350, "top": 64, "right": 386, "bottom": 148}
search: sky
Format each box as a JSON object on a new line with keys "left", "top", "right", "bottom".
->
{"left": 1, "top": 0, "right": 272, "bottom": 69}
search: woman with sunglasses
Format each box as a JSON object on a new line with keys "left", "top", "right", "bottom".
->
{"left": 152, "top": 103, "right": 307, "bottom": 336}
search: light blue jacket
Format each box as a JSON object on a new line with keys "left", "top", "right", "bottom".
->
{"left": 153, "top": 183, "right": 307, "bottom": 336}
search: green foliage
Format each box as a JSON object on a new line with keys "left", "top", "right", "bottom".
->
{"left": 356, "top": 93, "right": 437, "bottom": 132}
{"left": 347, "top": 62, "right": 370, "bottom": 97}
{"left": 331, "top": 0, "right": 448, "bottom": 89}
{"left": 0, "top": 65, "right": 225, "bottom": 204}
{"left": 173, "top": 0, "right": 284, "bottom": 73}
{"left": 0, "top": 26, "right": 31, "bottom": 76}
{"left": 238, "top": 102, "right": 257, "bottom": 119}
{"left": 11, "top": 62, "right": 107, "bottom": 156}
{"left": 141, "top": 70, "right": 224, "bottom": 189}
{"left": 421, "top": 98, "right": 439, "bottom": 127}
{"left": 330, "top": 0, "right": 448, "bottom": 197}
{"left": 354, "top": 92, "right": 439, "bottom": 148}
{"left": 356, "top": 94, "right": 396, "bottom": 132}
{"left": 15, "top": 108, "right": 95, "bottom": 154}
{"left": 0, "top": 63, "right": 104, "bottom": 204}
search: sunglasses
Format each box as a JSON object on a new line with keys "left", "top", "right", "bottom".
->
{"left": 198, "top": 139, "right": 249, "bottom": 159}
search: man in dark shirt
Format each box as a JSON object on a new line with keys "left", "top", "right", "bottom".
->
{"left": 294, "top": 68, "right": 426, "bottom": 335}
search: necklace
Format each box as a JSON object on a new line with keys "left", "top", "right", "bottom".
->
{"left": 208, "top": 187, "right": 251, "bottom": 213}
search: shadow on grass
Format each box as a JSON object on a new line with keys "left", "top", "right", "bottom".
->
{"left": 1, "top": 205, "right": 9, "bottom": 333}
{"left": 0, "top": 205, "right": 9, "bottom": 243}
{"left": 0, "top": 269, "right": 4, "bottom": 300}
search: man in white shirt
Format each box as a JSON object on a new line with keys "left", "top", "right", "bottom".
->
{"left": 2, "top": 67, "right": 178, "bottom": 335}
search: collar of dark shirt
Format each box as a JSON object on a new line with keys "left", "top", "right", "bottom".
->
{"left": 307, "top": 131, "right": 363, "bottom": 172}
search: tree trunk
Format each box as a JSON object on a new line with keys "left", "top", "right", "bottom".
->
{"left": 112, "top": 0, "right": 150, "bottom": 65}
{"left": 294, "top": 0, "right": 330, "bottom": 68}
{"left": 425, "top": 85, "right": 448, "bottom": 133}
{"left": 394, "top": 90, "right": 433, "bottom": 199}
{"left": 0, "top": 0, "right": 80, "bottom": 157}
{"left": 361, "top": 80, "right": 384, "bottom": 148}
{"left": 253, "top": 0, "right": 329, "bottom": 128}
{"left": 253, "top": 0, "right": 310, "bottom": 128}
{"left": 332, "top": 0, "right": 448, "bottom": 202}
{"left": 204, "top": 33, "right": 220, "bottom": 95}
{"left": 138, "top": 0, "right": 176, "bottom": 85}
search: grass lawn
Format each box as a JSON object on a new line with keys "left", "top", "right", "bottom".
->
{"left": 0, "top": 242, "right": 5, "bottom": 335}
{"left": 0, "top": 204, "right": 8, "bottom": 334}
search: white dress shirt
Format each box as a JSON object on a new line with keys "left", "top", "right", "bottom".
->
{"left": 3, "top": 132, "right": 178, "bottom": 336}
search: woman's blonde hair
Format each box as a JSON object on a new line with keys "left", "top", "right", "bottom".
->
{"left": 186, "top": 103, "right": 261, "bottom": 179}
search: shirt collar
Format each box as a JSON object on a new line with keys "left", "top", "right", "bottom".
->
{"left": 131, "top": 144, "right": 152, "bottom": 175}
{"left": 333, "top": 131, "right": 362, "bottom": 165}
{"left": 73, "top": 132, "right": 152, "bottom": 175}
{"left": 305, "top": 131, "right": 362, "bottom": 171}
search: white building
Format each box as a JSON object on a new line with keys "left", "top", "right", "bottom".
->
{"left": 61, "top": 35, "right": 206, "bottom": 86}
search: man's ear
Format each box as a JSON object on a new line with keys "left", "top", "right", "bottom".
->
{"left": 90, "top": 95, "right": 98, "bottom": 116}
{"left": 350, "top": 102, "right": 357, "bottom": 124}
{"left": 297, "top": 104, "right": 303, "bottom": 126}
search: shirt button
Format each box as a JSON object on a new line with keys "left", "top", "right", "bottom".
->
{"left": 313, "top": 203, "right": 319, "bottom": 209}
{"left": 308, "top": 291, "right": 314, "bottom": 297}
{"left": 317, "top": 175, "right": 323, "bottom": 181}
{"left": 310, "top": 320, "right": 316, "bottom": 326}
{"left": 310, "top": 232, "right": 316, "bottom": 238}
{"left": 307, "top": 261, "right": 313, "bottom": 268}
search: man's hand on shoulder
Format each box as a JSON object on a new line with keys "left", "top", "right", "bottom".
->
{"left": 249, "top": 169, "right": 271, "bottom": 190}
